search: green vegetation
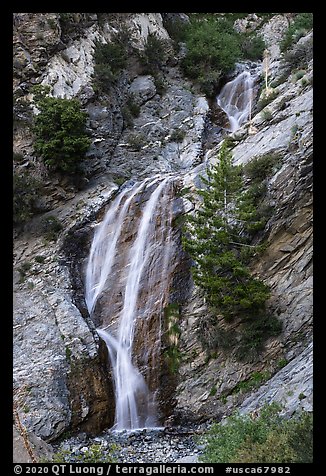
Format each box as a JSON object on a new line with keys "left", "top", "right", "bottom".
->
{"left": 182, "top": 144, "right": 282, "bottom": 360}
{"left": 34, "top": 255, "right": 46, "bottom": 264}
{"left": 163, "top": 17, "right": 188, "bottom": 51}
{"left": 181, "top": 18, "right": 241, "bottom": 96}
{"left": 18, "top": 261, "right": 32, "bottom": 283}
{"left": 230, "top": 371, "right": 271, "bottom": 395}
{"left": 209, "top": 386, "right": 217, "bottom": 397}
{"left": 164, "top": 346, "right": 182, "bottom": 374}
{"left": 33, "top": 87, "right": 91, "bottom": 174}
{"left": 277, "top": 357, "right": 288, "bottom": 369}
{"left": 183, "top": 142, "right": 268, "bottom": 319}
{"left": 256, "top": 88, "right": 278, "bottom": 112}
{"left": 127, "top": 132, "right": 146, "bottom": 151}
{"left": 283, "top": 39, "right": 313, "bottom": 71}
{"left": 139, "top": 33, "right": 170, "bottom": 75}
{"left": 122, "top": 97, "right": 141, "bottom": 128}
{"left": 41, "top": 215, "right": 63, "bottom": 241}
{"left": 200, "top": 403, "right": 313, "bottom": 463}
{"left": 65, "top": 346, "right": 72, "bottom": 362}
{"left": 50, "top": 443, "right": 119, "bottom": 463}
{"left": 243, "top": 153, "right": 282, "bottom": 182}
{"left": 262, "top": 108, "right": 273, "bottom": 121}
{"left": 280, "top": 13, "right": 313, "bottom": 52}
{"left": 92, "top": 40, "right": 127, "bottom": 92}
{"left": 13, "top": 171, "right": 42, "bottom": 226}
{"left": 293, "top": 69, "right": 306, "bottom": 81}
{"left": 180, "top": 16, "right": 266, "bottom": 96}
{"left": 240, "top": 34, "right": 266, "bottom": 61}
{"left": 169, "top": 129, "right": 186, "bottom": 143}
{"left": 153, "top": 74, "right": 167, "bottom": 95}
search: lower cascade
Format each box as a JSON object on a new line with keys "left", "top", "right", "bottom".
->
{"left": 216, "top": 69, "right": 256, "bottom": 132}
{"left": 85, "top": 175, "right": 176, "bottom": 430}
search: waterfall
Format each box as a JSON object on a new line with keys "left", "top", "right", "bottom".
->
{"left": 85, "top": 176, "right": 175, "bottom": 430}
{"left": 217, "top": 70, "right": 256, "bottom": 133}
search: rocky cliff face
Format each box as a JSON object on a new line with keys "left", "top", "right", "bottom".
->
{"left": 13, "top": 12, "right": 313, "bottom": 446}
{"left": 175, "top": 18, "right": 313, "bottom": 422}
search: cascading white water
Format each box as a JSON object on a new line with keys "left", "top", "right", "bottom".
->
{"left": 217, "top": 70, "right": 255, "bottom": 133}
{"left": 85, "top": 176, "right": 175, "bottom": 430}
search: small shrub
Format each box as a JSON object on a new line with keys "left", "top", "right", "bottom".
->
{"left": 127, "top": 133, "right": 146, "bottom": 151}
{"left": 47, "top": 18, "right": 57, "bottom": 29}
{"left": 92, "top": 40, "right": 127, "bottom": 92}
{"left": 18, "top": 261, "right": 32, "bottom": 283}
{"left": 164, "top": 346, "right": 182, "bottom": 374}
{"left": 244, "top": 154, "right": 282, "bottom": 182}
{"left": 92, "top": 63, "right": 115, "bottom": 91}
{"left": 277, "top": 358, "right": 288, "bottom": 369}
{"left": 65, "top": 346, "right": 72, "bottom": 362}
{"left": 125, "top": 97, "right": 140, "bottom": 118}
{"left": 200, "top": 403, "right": 313, "bottom": 463}
{"left": 262, "top": 108, "right": 273, "bottom": 121}
{"left": 209, "top": 386, "right": 217, "bottom": 397}
{"left": 283, "top": 39, "right": 313, "bottom": 71}
{"left": 280, "top": 13, "right": 313, "bottom": 52}
{"left": 114, "top": 176, "right": 127, "bottom": 187}
{"left": 169, "top": 128, "right": 186, "bottom": 143}
{"left": 122, "top": 97, "right": 141, "bottom": 128}
{"left": 231, "top": 370, "right": 271, "bottom": 395}
{"left": 34, "top": 255, "right": 46, "bottom": 263}
{"left": 256, "top": 89, "right": 278, "bottom": 112}
{"left": 140, "top": 33, "right": 170, "bottom": 74}
{"left": 293, "top": 69, "right": 306, "bottom": 81}
{"left": 41, "top": 215, "right": 63, "bottom": 241}
{"left": 240, "top": 34, "right": 266, "bottom": 61}
{"left": 236, "top": 313, "right": 282, "bottom": 362}
{"left": 93, "top": 41, "right": 127, "bottom": 72}
{"left": 301, "top": 77, "right": 310, "bottom": 87}
{"left": 153, "top": 74, "right": 167, "bottom": 95}
{"left": 270, "top": 74, "right": 288, "bottom": 88}
{"left": 13, "top": 171, "right": 42, "bottom": 226}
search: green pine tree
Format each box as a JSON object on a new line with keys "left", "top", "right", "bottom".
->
{"left": 33, "top": 86, "right": 91, "bottom": 174}
{"left": 183, "top": 141, "right": 267, "bottom": 318}
{"left": 182, "top": 142, "right": 281, "bottom": 358}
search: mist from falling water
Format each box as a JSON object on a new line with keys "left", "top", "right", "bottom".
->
{"left": 85, "top": 176, "right": 174, "bottom": 430}
{"left": 216, "top": 70, "right": 255, "bottom": 133}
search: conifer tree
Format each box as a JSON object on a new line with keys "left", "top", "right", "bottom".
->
{"left": 182, "top": 142, "right": 277, "bottom": 332}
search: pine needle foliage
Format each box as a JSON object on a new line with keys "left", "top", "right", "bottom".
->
{"left": 33, "top": 88, "right": 91, "bottom": 174}
{"left": 182, "top": 143, "right": 281, "bottom": 357}
{"left": 183, "top": 142, "right": 269, "bottom": 320}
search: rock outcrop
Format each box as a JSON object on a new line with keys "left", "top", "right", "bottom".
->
{"left": 13, "top": 13, "right": 313, "bottom": 443}
{"left": 13, "top": 425, "right": 54, "bottom": 463}
{"left": 174, "top": 17, "right": 313, "bottom": 422}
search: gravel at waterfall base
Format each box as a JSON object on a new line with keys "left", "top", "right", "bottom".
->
{"left": 52, "top": 425, "right": 209, "bottom": 463}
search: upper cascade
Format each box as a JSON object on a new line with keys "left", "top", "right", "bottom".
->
{"left": 216, "top": 69, "right": 257, "bottom": 133}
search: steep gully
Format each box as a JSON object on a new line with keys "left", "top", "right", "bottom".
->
{"left": 84, "top": 67, "right": 258, "bottom": 432}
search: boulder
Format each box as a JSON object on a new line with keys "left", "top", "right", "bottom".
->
{"left": 128, "top": 76, "right": 157, "bottom": 106}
